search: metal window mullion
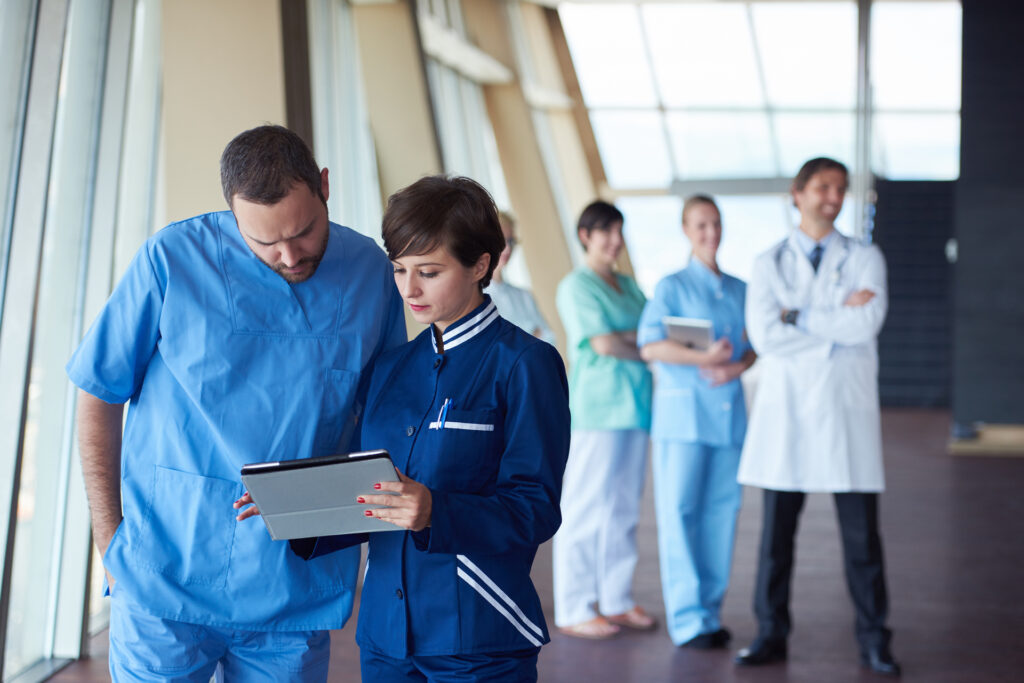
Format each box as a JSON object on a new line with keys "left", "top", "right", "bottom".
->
{"left": 745, "top": 2, "right": 782, "bottom": 177}
{"left": 46, "top": 0, "right": 116, "bottom": 661}
{"left": 853, "top": 0, "right": 872, "bottom": 237}
{"left": 633, "top": 3, "right": 677, "bottom": 183}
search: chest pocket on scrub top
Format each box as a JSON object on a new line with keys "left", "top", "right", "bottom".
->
{"left": 427, "top": 407, "right": 502, "bottom": 491}
{"left": 314, "top": 368, "right": 359, "bottom": 455}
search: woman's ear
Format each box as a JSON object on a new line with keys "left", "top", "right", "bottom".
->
{"left": 473, "top": 253, "right": 491, "bottom": 284}
{"left": 578, "top": 227, "right": 590, "bottom": 250}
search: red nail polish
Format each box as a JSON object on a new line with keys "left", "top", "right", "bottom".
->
{"left": 374, "top": 483, "right": 381, "bottom": 490}
{"left": 364, "top": 510, "right": 373, "bottom": 517}
{"left": 357, "top": 497, "right": 365, "bottom": 503}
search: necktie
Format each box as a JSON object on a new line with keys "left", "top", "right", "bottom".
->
{"left": 809, "top": 244, "right": 824, "bottom": 272}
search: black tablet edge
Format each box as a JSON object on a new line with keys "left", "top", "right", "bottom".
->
{"left": 240, "top": 449, "right": 392, "bottom": 476}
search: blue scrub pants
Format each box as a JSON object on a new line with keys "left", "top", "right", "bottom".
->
{"left": 652, "top": 441, "right": 742, "bottom": 645}
{"left": 108, "top": 595, "right": 330, "bottom": 682}
{"left": 359, "top": 646, "right": 539, "bottom": 682}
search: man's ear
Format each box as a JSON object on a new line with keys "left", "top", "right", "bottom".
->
{"left": 320, "top": 168, "right": 330, "bottom": 203}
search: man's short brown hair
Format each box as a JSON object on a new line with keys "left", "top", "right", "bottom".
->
{"left": 220, "top": 125, "right": 323, "bottom": 207}
{"left": 792, "top": 157, "right": 849, "bottom": 192}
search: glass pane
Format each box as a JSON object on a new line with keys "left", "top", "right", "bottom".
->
{"left": 558, "top": 3, "right": 658, "bottom": 107}
{"left": 642, "top": 3, "right": 763, "bottom": 108}
{"left": 427, "top": 60, "right": 471, "bottom": 177}
{"left": 6, "top": 0, "right": 109, "bottom": 673}
{"left": 873, "top": 113, "right": 960, "bottom": 180}
{"left": 591, "top": 110, "right": 673, "bottom": 190}
{"left": 752, "top": 2, "right": 857, "bottom": 109}
{"left": 666, "top": 111, "right": 776, "bottom": 179}
{"left": 773, "top": 112, "right": 856, "bottom": 177}
{"left": 871, "top": 2, "right": 962, "bottom": 110}
{"left": 621, "top": 194, "right": 803, "bottom": 292}
{"left": 618, "top": 195, "right": 685, "bottom": 295}
{"left": 716, "top": 195, "right": 794, "bottom": 283}
{"left": 0, "top": 2, "right": 35, "bottom": 324}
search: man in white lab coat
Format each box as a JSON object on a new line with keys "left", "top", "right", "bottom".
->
{"left": 734, "top": 158, "right": 900, "bottom": 676}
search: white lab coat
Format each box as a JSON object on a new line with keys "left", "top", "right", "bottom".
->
{"left": 738, "top": 231, "right": 888, "bottom": 492}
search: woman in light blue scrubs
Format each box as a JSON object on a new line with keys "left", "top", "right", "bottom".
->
{"left": 553, "top": 200, "right": 655, "bottom": 639}
{"left": 637, "top": 195, "right": 756, "bottom": 649}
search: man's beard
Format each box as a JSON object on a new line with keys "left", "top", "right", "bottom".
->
{"left": 270, "top": 224, "right": 329, "bottom": 284}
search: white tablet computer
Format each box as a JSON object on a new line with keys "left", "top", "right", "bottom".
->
{"left": 663, "top": 316, "right": 714, "bottom": 351}
{"left": 240, "top": 449, "right": 399, "bottom": 540}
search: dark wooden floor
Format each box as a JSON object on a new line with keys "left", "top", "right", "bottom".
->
{"left": 52, "top": 410, "right": 1024, "bottom": 682}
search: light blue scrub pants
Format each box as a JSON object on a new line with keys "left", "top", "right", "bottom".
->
{"left": 108, "top": 594, "right": 330, "bottom": 682}
{"left": 652, "top": 441, "right": 742, "bottom": 645}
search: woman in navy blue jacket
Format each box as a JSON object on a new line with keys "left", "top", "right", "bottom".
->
{"left": 244, "top": 176, "right": 571, "bottom": 682}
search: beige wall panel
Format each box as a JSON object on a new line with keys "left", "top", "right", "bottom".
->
{"left": 461, "top": 0, "right": 574, "bottom": 351}
{"left": 518, "top": 1, "right": 564, "bottom": 93}
{"left": 161, "top": 0, "right": 287, "bottom": 221}
{"left": 351, "top": 1, "right": 442, "bottom": 198}
{"left": 351, "top": 1, "right": 442, "bottom": 338}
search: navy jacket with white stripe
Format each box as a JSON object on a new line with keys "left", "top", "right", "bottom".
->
{"left": 297, "top": 297, "right": 570, "bottom": 657}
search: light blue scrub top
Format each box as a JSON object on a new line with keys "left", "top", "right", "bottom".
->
{"left": 66, "top": 211, "right": 406, "bottom": 630}
{"left": 556, "top": 267, "right": 652, "bottom": 432}
{"left": 637, "top": 259, "right": 750, "bottom": 447}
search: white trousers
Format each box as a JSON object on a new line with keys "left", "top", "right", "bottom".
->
{"left": 552, "top": 429, "right": 649, "bottom": 626}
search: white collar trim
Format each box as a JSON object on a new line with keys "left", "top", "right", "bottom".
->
{"left": 431, "top": 301, "right": 499, "bottom": 353}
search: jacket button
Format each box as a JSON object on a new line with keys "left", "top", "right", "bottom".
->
{"left": 406, "top": 426, "right": 415, "bottom": 436}
{"left": 395, "top": 589, "right": 404, "bottom": 599}
{"left": 433, "top": 358, "right": 441, "bottom": 368}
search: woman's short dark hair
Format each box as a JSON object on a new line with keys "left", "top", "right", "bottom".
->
{"left": 792, "top": 157, "right": 848, "bottom": 192}
{"left": 381, "top": 175, "right": 505, "bottom": 289}
{"left": 220, "top": 125, "right": 324, "bottom": 206}
{"left": 576, "top": 200, "right": 624, "bottom": 246}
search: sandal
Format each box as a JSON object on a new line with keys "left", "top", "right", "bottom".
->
{"left": 558, "top": 616, "right": 621, "bottom": 640}
{"left": 605, "top": 606, "right": 657, "bottom": 631}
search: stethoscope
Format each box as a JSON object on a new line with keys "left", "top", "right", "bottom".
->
{"left": 773, "top": 240, "right": 850, "bottom": 291}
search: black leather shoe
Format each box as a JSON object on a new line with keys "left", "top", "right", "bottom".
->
{"left": 711, "top": 627, "right": 732, "bottom": 648}
{"left": 735, "top": 638, "right": 787, "bottom": 666}
{"left": 681, "top": 628, "right": 731, "bottom": 650}
{"left": 861, "top": 645, "right": 901, "bottom": 676}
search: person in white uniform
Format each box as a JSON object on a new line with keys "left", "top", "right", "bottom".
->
{"left": 734, "top": 157, "right": 900, "bottom": 677}
{"left": 484, "top": 211, "right": 556, "bottom": 346}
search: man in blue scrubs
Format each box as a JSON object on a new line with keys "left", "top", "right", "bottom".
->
{"left": 67, "top": 125, "right": 406, "bottom": 681}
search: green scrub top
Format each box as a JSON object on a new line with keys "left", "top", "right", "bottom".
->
{"left": 556, "top": 267, "right": 652, "bottom": 432}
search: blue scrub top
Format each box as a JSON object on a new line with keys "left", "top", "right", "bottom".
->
{"left": 66, "top": 211, "right": 407, "bottom": 630}
{"left": 299, "top": 298, "right": 571, "bottom": 657}
{"left": 637, "top": 259, "right": 750, "bottom": 446}
{"left": 556, "top": 267, "right": 652, "bottom": 431}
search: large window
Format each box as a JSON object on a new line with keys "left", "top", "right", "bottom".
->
{"left": 559, "top": 0, "right": 961, "bottom": 290}
{"left": 0, "top": 0, "right": 161, "bottom": 678}
{"left": 419, "top": 0, "right": 526, "bottom": 281}
{"left": 307, "top": 0, "right": 384, "bottom": 242}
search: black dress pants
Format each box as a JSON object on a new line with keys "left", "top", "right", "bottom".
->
{"left": 753, "top": 489, "right": 891, "bottom": 651}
